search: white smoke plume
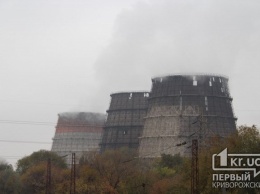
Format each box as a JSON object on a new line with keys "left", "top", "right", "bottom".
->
{"left": 91, "top": 0, "right": 260, "bottom": 126}
{"left": 58, "top": 112, "right": 106, "bottom": 124}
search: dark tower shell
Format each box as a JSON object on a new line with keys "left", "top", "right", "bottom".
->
{"left": 139, "top": 74, "right": 237, "bottom": 158}
{"left": 100, "top": 92, "right": 149, "bottom": 152}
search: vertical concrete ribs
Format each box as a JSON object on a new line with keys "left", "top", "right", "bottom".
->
{"left": 138, "top": 74, "right": 237, "bottom": 158}
{"left": 100, "top": 92, "right": 149, "bottom": 152}
{"left": 51, "top": 112, "right": 106, "bottom": 163}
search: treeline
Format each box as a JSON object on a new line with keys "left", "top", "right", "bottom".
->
{"left": 0, "top": 125, "right": 260, "bottom": 194}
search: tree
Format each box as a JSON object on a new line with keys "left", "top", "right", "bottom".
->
{"left": 16, "top": 150, "right": 68, "bottom": 194}
{"left": 20, "top": 162, "right": 46, "bottom": 194}
{"left": 20, "top": 161, "right": 70, "bottom": 194}
{"left": 0, "top": 160, "right": 22, "bottom": 194}
{"left": 236, "top": 125, "right": 260, "bottom": 153}
{"left": 76, "top": 164, "right": 102, "bottom": 194}
{"left": 16, "top": 150, "right": 67, "bottom": 174}
{"left": 148, "top": 154, "right": 190, "bottom": 194}
{"left": 196, "top": 125, "right": 260, "bottom": 193}
{"left": 88, "top": 148, "right": 139, "bottom": 193}
{"left": 159, "top": 153, "right": 183, "bottom": 169}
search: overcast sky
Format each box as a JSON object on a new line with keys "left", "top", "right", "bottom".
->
{"left": 1, "top": 0, "right": 260, "bottom": 167}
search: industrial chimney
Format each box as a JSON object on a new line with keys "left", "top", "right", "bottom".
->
{"left": 100, "top": 92, "right": 149, "bottom": 152}
{"left": 51, "top": 112, "right": 106, "bottom": 164}
{"left": 139, "top": 74, "right": 237, "bottom": 158}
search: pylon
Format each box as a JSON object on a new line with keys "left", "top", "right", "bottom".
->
{"left": 70, "top": 153, "right": 76, "bottom": 194}
{"left": 191, "top": 139, "right": 199, "bottom": 194}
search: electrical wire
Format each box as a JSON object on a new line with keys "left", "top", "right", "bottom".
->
{"left": 0, "top": 119, "right": 55, "bottom": 126}
{"left": 0, "top": 139, "right": 51, "bottom": 144}
{"left": 0, "top": 156, "right": 23, "bottom": 159}
{"left": 0, "top": 119, "right": 104, "bottom": 127}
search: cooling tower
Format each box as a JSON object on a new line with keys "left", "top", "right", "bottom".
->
{"left": 100, "top": 92, "right": 149, "bottom": 152}
{"left": 51, "top": 112, "right": 106, "bottom": 163}
{"left": 139, "top": 74, "right": 237, "bottom": 158}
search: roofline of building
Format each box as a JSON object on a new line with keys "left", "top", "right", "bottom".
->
{"left": 152, "top": 73, "right": 229, "bottom": 80}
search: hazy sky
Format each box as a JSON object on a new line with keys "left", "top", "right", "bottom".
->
{"left": 1, "top": 0, "right": 260, "bottom": 167}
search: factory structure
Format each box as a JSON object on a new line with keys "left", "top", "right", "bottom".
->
{"left": 51, "top": 74, "right": 237, "bottom": 160}
{"left": 138, "top": 74, "right": 237, "bottom": 158}
{"left": 100, "top": 92, "right": 149, "bottom": 152}
{"left": 51, "top": 112, "right": 106, "bottom": 163}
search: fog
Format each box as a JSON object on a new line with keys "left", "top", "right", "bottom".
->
{"left": 93, "top": 0, "right": 260, "bottom": 117}
{"left": 0, "top": 0, "right": 260, "bottom": 166}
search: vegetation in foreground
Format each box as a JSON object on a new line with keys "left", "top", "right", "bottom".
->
{"left": 0, "top": 125, "right": 260, "bottom": 194}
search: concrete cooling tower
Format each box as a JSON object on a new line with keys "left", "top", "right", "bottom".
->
{"left": 100, "top": 92, "right": 149, "bottom": 152}
{"left": 51, "top": 112, "right": 106, "bottom": 163}
{"left": 139, "top": 74, "right": 237, "bottom": 158}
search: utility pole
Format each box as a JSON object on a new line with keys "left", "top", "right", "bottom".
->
{"left": 191, "top": 139, "right": 199, "bottom": 194}
{"left": 46, "top": 158, "right": 51, "bottom": 194}
{"left": 70, "top": 153, "right": 76, "bottom": 194}
{"left": 191, "top": 109, "right": 205, "bottom": 194}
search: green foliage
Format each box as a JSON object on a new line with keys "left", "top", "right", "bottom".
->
{"left": 76, "top": 164, "right": 102, "bottom": 193}
{"left": 156, "top": 166, "right": 176, "bottom": 177}
{"left": 159, "top": 153, "right": 183, "bottom": 169}
{"left": 90, "top": 148, "right": 138, "bottom": 192}
{"left": 16, "top": 150, "right": 67, "bottom": 174}
{"left": 20, "top": 162, "right": 46, "bottom": 194}
{"left": 0, "top": 161, "right": 13, "bottom": 171}
{"left": 2, "top": 125, "right": 259, "bottom": 193}
{"left": 20, "top": 162, "right": 70, "bottom": 194}
{"left": 0, "top": 161, "right": 22, "bottom": 194}
{"left": 237, "top": 125, "right": 260, "bottom": 153}
{"left": 198, "top": 125, "right": 260, "bottom": 193}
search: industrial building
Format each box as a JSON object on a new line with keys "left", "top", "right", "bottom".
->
{"left": 100, "top": 92, "right": 149, "bottom": 152}
{"left": 138, "top": 74, "right": 237, "bottom": 158}
{"left": 51, "top": 112, "right": 106, "bottom": 164}
{"left": 51, "top": 74, "right": 237, "bottom": 160}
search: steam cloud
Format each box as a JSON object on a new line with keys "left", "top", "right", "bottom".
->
{"left": 59, "top": 112, "right": 106, "bottom": 124}
{"left": 90, "top": 0, "right": 260, "bottom": 126}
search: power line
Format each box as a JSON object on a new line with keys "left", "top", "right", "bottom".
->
{"left": 0, "top": 119, "right": 104, "bottom": 127}
{"left": 0, "top": 139, "right": 52, "bottom": 144}
{"left": 0, "top": 119, "right": 55, "bottom": 126}
{"left": 0, "top": 156, "right": 23, "bottom": 159}
{"left": 0, "top": 99, "right": 76, "bottom": 107}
